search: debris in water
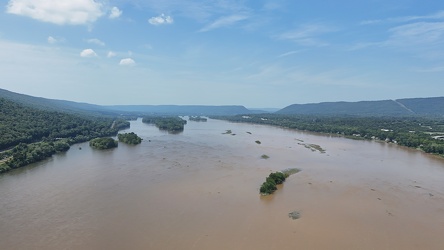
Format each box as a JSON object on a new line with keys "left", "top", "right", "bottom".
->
{"left": 288, "top": 211, "right": 301, "bottom": 220}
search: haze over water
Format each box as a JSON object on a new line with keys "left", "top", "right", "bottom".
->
{"left": 1, "top": 118, "right": 443, "bottom": 249}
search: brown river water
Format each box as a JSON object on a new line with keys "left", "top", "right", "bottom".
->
{"left": 1, "top": 118, "right": 444, "bottom": 250}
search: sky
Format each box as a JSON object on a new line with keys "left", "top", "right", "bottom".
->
{"left": 1, "top": 0, "right": 444, "bottom": 108}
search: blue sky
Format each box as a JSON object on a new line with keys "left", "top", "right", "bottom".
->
{"left": 1, "top": 0, "right": 444, "bottom": 108}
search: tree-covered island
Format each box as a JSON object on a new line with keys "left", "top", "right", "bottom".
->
{"left": 89, "top": 137, "right": 118, "bottom": 149}
{"left": 189, "top": 116, "right": 207, "bottom": 122}
{"left": 117, "top": 132, "right": 142, "bottom": 145}
{"left": 142, "top": 116, "right": 187, "bottom": 133}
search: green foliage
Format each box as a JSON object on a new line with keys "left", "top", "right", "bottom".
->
{"left": 261, "top": 154, "right": 270, "bottom": 159}
{"left": 89, "top": 137, "right": 118, "bottom": 150}
{"left": 268, "top": 172, "right": 286, "bottom": 184}
{"left": 142, "top": 116, "right": 187, "bottom": 133}
{"left": 255, "top": 140, "right": 261, "bottom": 144}
{"left": 118, "top": 132, "right": 142, "bottom": 145}
{"left": 0, "top": 98, "right": 129, "bottom": 151}
{"left": 260, "top": 181, "right": 277, "bottom": 194}
{"left": 5, "top": 141, "right": 70, "bottom": 169}
{"left": 260, "top": 171, "right": 287, "bottom": 195}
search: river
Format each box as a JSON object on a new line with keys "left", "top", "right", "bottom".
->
{"left": 1, "top": 118, "right": 443, "bottom": 249}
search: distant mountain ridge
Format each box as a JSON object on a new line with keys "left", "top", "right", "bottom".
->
{"left": 277, "top": 97, "right": 444, "bottom": 116}
{"left": 106, "top": 105, "right": 251, "bottom": 116}
{"left": 0, "top": 88, "right": 252, "bottom": 116}
{"left": 2, "top": 88, "right": 444, "bottom": 116}
{"left": 0, "top": 88, "right": 117, "bottom": 116}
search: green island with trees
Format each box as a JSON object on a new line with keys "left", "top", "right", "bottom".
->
{"left": 118, "top": 132, "right": 142, "bottom": 145}
{"left": 260, "top": 172, "right": 288, "bottom": 195}
{"left": 142, "top": 116, "right": 187, "bottom": 133}
{"left": 189, "top": 116, "right": 207, "bottom": 122}
{"left": 260, "top": 169, "right": 300, "bottom": 195}
{"left": 0, "top": 98, "right": 130, "bottom": 173}
{"left": 89, "top": 137, "right": 118, "bottom": 150}
{"left": 214, "top": 114, "right": 444, "bottom": 156}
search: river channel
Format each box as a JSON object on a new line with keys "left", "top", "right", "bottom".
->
{"left": 1, "top": 118, "right": 443, "bottom": 249}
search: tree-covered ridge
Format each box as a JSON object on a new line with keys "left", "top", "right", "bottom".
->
{"left": 214, "top": 114, "right": 444, "bottom": 155}
{"left": 118, "top": 132, "right": 142, "bottom": 145}
{"left": 276, "top": 97, "right": 444, "bottom": 116}
{"left": 142, "top": 116, "right": 187, "bottom": 132}
{"left": 0, "top": 98, "right": 130, "bottom": 173}
{"left": 0, "top": 98, "right": 129, "bottom": 151}
{"left": 89, "top": 137, "right": 118, "bottom": 150}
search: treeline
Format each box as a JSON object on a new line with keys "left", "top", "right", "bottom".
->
{"left": 214, "top": 114, "right": 444, "bottom": 155}
{"left": 142, "top": 116, "right": 187, "bottom": 132}
{"left": 1, "top": 141, "right": 70, "bottom": 172}
{"left": 0, "top": 98, "right": 130, "bottom": 173}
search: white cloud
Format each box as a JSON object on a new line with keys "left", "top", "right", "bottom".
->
{"left": 277, "top": 50, "right": 301, "bottom": 58}
{"left": 87, "top": 38, "right": 105, "bottom": 46}
{"left": 388, "top": 22, "right": 444, "bottom": 46}
{"left": 361, "top": 10, "right": 444, "bottom": 25}
{"left": 277, "top": 24, "right": 337, "bottom": 46}
{"left": 119, "top": 58, "right": 135, "bottom": 66}
{"left": 80, "top": 49, "right": 97, "bottom": 57}
{"left": 199, "top": 14, "right": 248, "bottom": 32}
{"left": 107, "top": 51, "right": 116, "bottom": 58}
{"left": 109, "top": 6, "right": 122, "bottom": 19}
{"left": 6, "top": 0, "right": 104, "bottom": 25}
{"left": 148, "top": 14, "right": 174, "bottom": 25}
{"left": 47, "top": 36, "right": 57, "bottom": 44}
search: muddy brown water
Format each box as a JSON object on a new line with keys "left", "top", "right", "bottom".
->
{"left": 1, "top": 118, "right": 444, "bottom": 250}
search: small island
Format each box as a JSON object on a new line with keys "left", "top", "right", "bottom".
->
{"left": 260, "top": 169, "right": 300, "bottom": 195}
{"left": 89, "top": 137, "right": 118, "bottom": 150}
{"left": 260, "top": 172, "right": 287, "bottom": 195}
{"left": 118, "top": 132, "right": 142, "bottom": 145}
{"left": 142, "top": 116, "right": 187, "bottom": 133}
{"left": 189, "top": 116, "right": 207, "bottom": 122}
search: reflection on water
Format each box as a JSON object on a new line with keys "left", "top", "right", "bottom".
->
{"left": 1, "top": 118, "right": 444, "bottom": 250}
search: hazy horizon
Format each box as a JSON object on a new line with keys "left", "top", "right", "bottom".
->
{"left": 1, "top": 1, "right": 444, "bottom": 107}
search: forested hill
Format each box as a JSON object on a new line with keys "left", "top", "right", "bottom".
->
{"left": 277, "top": 97, "right": 444, "bottom": 116}
{"left": 0, "top": 97, "right": 127, "bottom": 150}
{"left": 0, "top": 88, "right": 119, "bottom": 117}
{"left": 106, "top": 105, "right": 252, "bottom": 116}
{"left": 0, "top": 88, "right": 252, "bottom": 116}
